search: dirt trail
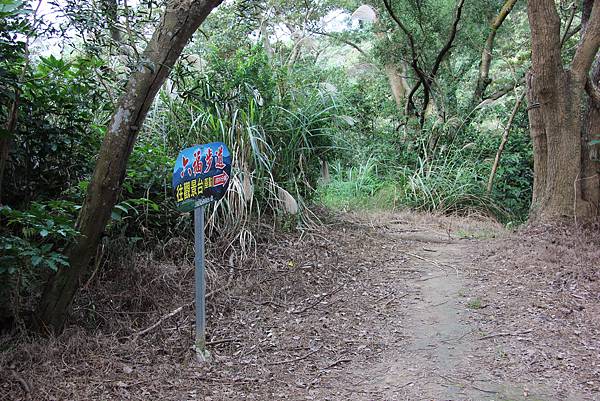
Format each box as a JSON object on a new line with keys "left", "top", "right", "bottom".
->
{"left": 309, "top": 218, "right": 528, "bottom": 401}
{"left": 2, "top": 212, "right": 598, "bottom": 400}
{"left": 312, "top": 214, "right": 597, "bottom": 401}
{"left": 310, "top": 216, "right": 593, "bottom": 401}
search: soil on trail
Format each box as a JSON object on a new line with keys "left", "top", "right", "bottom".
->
{"left": 1, "top": 211, "right": 599, "bottom": 401}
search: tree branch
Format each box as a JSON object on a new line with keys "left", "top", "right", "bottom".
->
{"left": 382, "top": 0, "right": 418, "bottom": 61}
{"left": 419, "top": 0, "right": 465, "bottom": 123}
{"left": 487, "top": 90, "right": 526, "bottom": 193}
{"left": 482, "top": 75, "right": 526, "bottom": 104}
{"left": 572, "top": 1, "right": 600, "bottom": 81}
{"left": 431, "top": 0, "right": 465, "bottom": 78}
{"left": 472, "top": 0, "right": 519, "bottom": 106}
{"left": 562, "top": 23, "right": 581, "bottom": 47}
{"left": 560, "top": 1, "right": 577, "bottom": 48}
{"left": 309, "top": 30, "right": 367, "bottom": 56}
{"left": 586, "top": 78, "right": 600, "bottom": 110}
{"left": 383, "top": 0, "right": 429, "bottom": 119}
{"left": 414, "top": 0, "right": 465, "bottom": 123}
{"left": 384, "top": 0, "right": 465, "bottom": 124}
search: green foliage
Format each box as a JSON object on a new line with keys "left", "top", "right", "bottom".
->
{"left": 1, "top": 201, "right": 78, "bottom": 241}
{"left": 398, "top": 158, "right": 504, "bottom": 217}
{"left": 0, "top": 201, "right": 78, "bottom": 321}
{"left": 319, "top": 88, "right": 532, "bottom": 223}
{"left": 0, "top": 2, "right": 112, "bottom": 322}
{"left": 4, "top": 55, "right": 107, "bottom": 206}
{"left": 0, "top": 0, "right": 28, "bottom": 121}
{"left": 467, "top": 298, "right": 483, "bottom": 310}
{"left": 317, "top": 159, "right": 398, "bottom": 211}
{"left": 82, "top": 43, "right": 346, "bottom": 253}
{"left": 318, "top": 153, "right": 508, "bottom": 219}
{"left": 165, "top": 45, "right": 340, "bottom": 241}
{"left": 0, "top": 235, "right": 70, "bottom": 274}
{"left": 0, "top": 0, "right": 542, "bottom": 326}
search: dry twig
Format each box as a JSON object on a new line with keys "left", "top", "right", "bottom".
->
{"left": 322, "top": 358, "right": 351, "bottom": 370}
{"left": 400, "top": 250, "right": 459, "bottom": 274}
{"left": 132, "top": 304, "right": 189, "bottom": 338}
{"left": 11, "top": 369, "right": 31, "bottom": 397}
{"left": 267, "top": 347, "right": 322, "bottom": 366}
{"left": 292, "top": 287, "right": 344, "bottom": 314}
{"left": 206, "top": 338, "right": 239, "bottom": 347}
{"left": 478, "top": 329, "right": 533, "bottom": 340}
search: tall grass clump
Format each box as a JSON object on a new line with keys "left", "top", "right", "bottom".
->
{"left": 317, "top": 70, "right": 532, "bottom": 224}
{"left": 317, "top": 158, "right": 399, "bottom": 211}
{"left": 138, "top": 45, "right": 342, "bottom": 255}
{"left": 318, "top": 155, "right": 505, "bottom": 219}
{"left": 398, "top": 157, "right": 506, "bottom": 218}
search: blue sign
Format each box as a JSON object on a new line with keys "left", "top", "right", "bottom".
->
{"left": 172, "top": 142, "right": 232, "bottom": 211}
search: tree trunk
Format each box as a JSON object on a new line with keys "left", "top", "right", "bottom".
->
{"left": 260, "top": 20, "right": 274, "bottom": 62}
{"left": 580, "top": 5, "right": 600, "bottom": 213}
{"left": 527, "top": 0, "right": 600, "bottom": 222}
{"left": 384, "top": 64, "right": 407, "bottom": 110}
{"left": 101, "top": 0, "right": 123, "bottom": 43}
{"left": 487, "top": 90, "right": 526, "bottom": 193}
{"left": 34, "top": 0, "right": 223, "bottom": 335}
{"left": 472, "top": 0, "right": 518, "bottom": 107}
{"left": 526, "top": 71, "right": 547, "bottom": 214}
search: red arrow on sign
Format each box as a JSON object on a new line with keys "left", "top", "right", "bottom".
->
{"left": 214, "top": 171, "right": 229, "bottom": 187}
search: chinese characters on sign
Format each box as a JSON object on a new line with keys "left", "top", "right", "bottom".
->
{"left": 172, "top": 142, "right": 232, "bottom": 360}
{"left": 172, "top": 142, "right": 232, "bottom": 211}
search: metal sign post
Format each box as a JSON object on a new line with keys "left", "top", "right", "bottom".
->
{"left": 194, "top": 204, "right": 208, "bottom": 360}
{"left": 172, "top": 142, "right": 232, "bottom": 363}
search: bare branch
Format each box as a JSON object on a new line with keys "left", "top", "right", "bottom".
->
{"left": 487, "top": 90, "right": 526, "bottom": 193}
{"left": 431, "top": 0, "right": 466, "bottom": 78}
{"left": 560, "top": 2, "right": 577, "bottom": 48}
{"left": 309, "top": 30, "right": 367, "bottom": 56}
{"left": 481, "top": 75, "right": 526, "bottom": 104}
{"left": 478, "top": 329, "right": 533, "bottom": 341}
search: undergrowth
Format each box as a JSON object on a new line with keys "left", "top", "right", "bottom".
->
{"left": 318, "top": 151, "right": 526, "bottom": 225}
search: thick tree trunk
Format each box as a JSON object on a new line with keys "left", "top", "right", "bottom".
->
{"left": 581, "top": 86, "right": 600, "bottom": 212}
{"left": 581, "top": 57, "right": 600, "bottom": 210}
{"left": 527, "top": 0, "right": 600, "bottom": 221}
{"left": 526, "top": 71, "right": 547, "bottom": 215}
{"left": 580, "top": 8, "right": 600, "bottom": 213}
{"left": 34, "top": 0, "right": 223, "bottom": 335}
